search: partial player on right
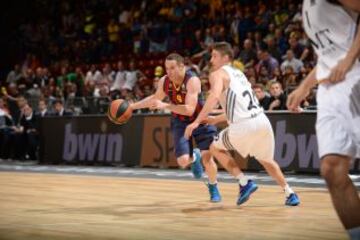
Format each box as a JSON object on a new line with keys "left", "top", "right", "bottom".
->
{"left": 287, "top": 0, "right": 360, "bottom": 239}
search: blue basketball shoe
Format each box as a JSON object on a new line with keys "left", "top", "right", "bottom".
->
{"left": 207, "top": 183, "right": 222, "bottom": 202}
{"left": 191, "top": 148, "right": 203, "bottom": 179}
{"left": 237, "top": 180, "right": 258, "bottom": 205}
{"left": 285, "top": 193, "right": 300, "bottom": 206}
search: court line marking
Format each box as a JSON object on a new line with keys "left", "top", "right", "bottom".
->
{"left": 0, "top": 164, "right": 359, "bottom": 187}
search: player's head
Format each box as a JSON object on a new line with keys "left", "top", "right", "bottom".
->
{"left": 165, "top": 53, "right": 185, "bottom": 81}
{"left": 210, "top": 42, "right": 234, "bottom": 71}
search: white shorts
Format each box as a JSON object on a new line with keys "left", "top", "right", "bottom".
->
{"left": 316, "top": 68, "right": 360, "bottom": 159}
{"left": 212, "top": 113, "right": 274, "bottom": 161}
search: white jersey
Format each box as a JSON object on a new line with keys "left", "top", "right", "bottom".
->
{"left": 302, "top": 0, "right": 360, "bottom": 80}
{"left": 219, "top": 65, "right": 263, "bottom": 123}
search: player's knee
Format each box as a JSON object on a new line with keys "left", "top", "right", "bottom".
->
{"left": 177, "top": 156, "right": 190, "bottom": 168}
{"left": 209, "top": 143, "right": 218, "bottom": 154}
{"left": 260, "top": 159, "right": 279, "bottom": 170}
{"left": 320, "top": 156, "right": 347, "bottom": 186}
{"left": 201, "top": 150, "right": 212, "bottom": 165}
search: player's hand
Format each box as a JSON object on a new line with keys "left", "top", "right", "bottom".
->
{"left": 286, "top": 86, "right": 308, "bottom": 113}
{"left": 328, "top": 57, "right": 354, "bottom": 84}
{"left": 184, "top": 121, "right": 200, "bottom": 140}
{"left": 149, "top": 99, "right": 168, "bottom": 110}
{"left": 202, "top": 115, "right": 218, "bottom": 125}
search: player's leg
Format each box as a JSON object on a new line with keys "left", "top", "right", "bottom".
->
{"left": 315, "top": 100, "right": 360, "bottom": 237}
{"left": 176, "top": 154, "right": 191, "bottom": 168}
{"left": 199, "top": 150, "right": 221, "bottom": 202}
{"left": 192, "top": 124, "right": 219, "bottom": 183}
{"left": 252, "top": 114, "right": 299, "bottom": 206}
{"left": 175, "top": 139, "right": 203, "bottom": 179}
{"left": 320, "top": 154, "right": 360, "bottom": 232}
{"left": 257, "top": 160, "right": 286, "bottom": 187}
{"left": 209, "top": 144, "right": 242, "bottom": 177}
{"left": 193, "top": 124, "right": 221, "bottom": 202}
{"left": 200, "top": 150, "right": 217, "bottom": 184}
{"left": 171, "top": 118, "right": 203, "bottom": 178}
{"left": 257, "top": 158, "right": 300, "bottom": 206}
{"left": 210, "top": 128, "right": 258, "bottom": 205}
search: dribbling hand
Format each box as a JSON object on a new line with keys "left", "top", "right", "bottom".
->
{"left": 184, "top": 121, "right": 199, "bottom": 140}
{"left": 149, "top": 99, "right": 168, "bottom": 110}
{"left": 202, "top": 116, "right": 217, "bottom": 125}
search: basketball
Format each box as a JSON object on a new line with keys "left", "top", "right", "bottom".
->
{"left": 107, "top": 99, "right": 133, "bottom": 124}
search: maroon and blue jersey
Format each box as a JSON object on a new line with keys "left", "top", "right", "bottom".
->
{"left": 163, "top": 70, "right": 203, "bottom": 123}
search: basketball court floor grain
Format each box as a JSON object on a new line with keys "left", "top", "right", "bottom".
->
{"left": 0, "top": 164, "right": 359, "bottom": 240}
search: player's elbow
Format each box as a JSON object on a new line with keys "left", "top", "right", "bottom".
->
{"left": 209, "top": 93, "right": 221, "bottom": 103}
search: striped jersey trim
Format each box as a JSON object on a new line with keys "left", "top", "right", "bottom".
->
{"left": 226, "top": 89, "right": 236, "bottom": 123}
{"left": 222, "top": 129, "right": 235, "bottom": 151}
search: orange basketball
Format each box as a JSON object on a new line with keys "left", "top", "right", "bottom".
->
{"left": 107, "top": 99, "right": 133, "bottom": 124}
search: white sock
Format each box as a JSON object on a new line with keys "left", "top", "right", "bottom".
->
{"left": 284, "top": 184, "right": 294, "bottom": 197}
{"left": 348, "top": 227, "right": 360, "bottom": 240}
{"left": 236, "top": 173, "right": 248, "bottom": 187}
{"left": 209, "top": 180, "right": 218, "bottom": 185}
{"left": 191, "top": 151, "right": 198, "bottom": 163}
{"left": 191, "top": 153, "right": 196, "bottom": 163}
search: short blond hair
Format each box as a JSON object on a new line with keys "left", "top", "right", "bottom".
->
{"left": 212, "top": 42, "right": 234, "bottom": 60}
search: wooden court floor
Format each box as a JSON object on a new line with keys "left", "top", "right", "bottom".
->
{"left": 0, "top": 171, "right": 349, "bottom": 240}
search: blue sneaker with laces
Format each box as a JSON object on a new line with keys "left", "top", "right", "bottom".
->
{"left": 207, "top": 183, "right": 222, "bottom": 202}
{"left": 237, "top": 180, "right": 258, "bottom": 205}
{"left": 285, "top": 193, "right": 300, "bottom": 206}
{"left": 191, "top": 148, "right": 203, "bottom": 179}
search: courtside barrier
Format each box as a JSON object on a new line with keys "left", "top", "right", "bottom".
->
{"left": 39, "top": 115, "right": 144, "bottom": 166}
{"left": 39, "top": 112, "right": 360, "bottom": 173}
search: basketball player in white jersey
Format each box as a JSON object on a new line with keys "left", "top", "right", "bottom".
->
{"left": 287, "top": 0, "right": 360, "bottom": 238}
{"left": 185, "top": 42, "right": 300, "bottom": 206}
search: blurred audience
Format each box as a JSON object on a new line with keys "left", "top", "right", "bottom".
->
{"left": 1, "top": 0, "right": 320, "bottom": 161}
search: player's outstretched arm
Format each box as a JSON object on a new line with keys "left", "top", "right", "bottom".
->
{"left": 287, "top": 67, "right": 317, "bottom": 112}
{"left": 184, "top": 70, "right": 223, "bottom": 139}
{"left": 130, "top": 77, "right": 166, "bottom": 110}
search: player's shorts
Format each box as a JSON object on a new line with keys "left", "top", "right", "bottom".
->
{"left": 171, "top": 117, "right": 217, "bottom": 158}
{"left": 316, "top": 68, "right": 360, "bottom": 159}
{"left": 212, "top": 112, "right": 275, "bottom": 161}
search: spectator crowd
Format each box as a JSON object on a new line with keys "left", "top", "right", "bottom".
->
{"left": 1, "top": 0, "right": 318, "bottom": 160}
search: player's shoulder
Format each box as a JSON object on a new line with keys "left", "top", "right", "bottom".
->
{"left": 185, "top": 70, "right": 200, "bottom": 85}
{"left": 159, "top": 75, "right": 167, "bottom": 82}
{"left": 185, "top": 70, "right": 200, "bottom": 82}
{"left": 185, "top": 75, "right": 201, "bottom": 91}
{"left": 158, "top": 75, "right": 169, "bottom": 85}
{"left": 210, "top": 67, "right": 235, "bottom": 83}
{"left": 159, "top": 75, "right": 168, "bottom": 90}
{"left": 210, "top": 67, "right": 227, "bottom": 78}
